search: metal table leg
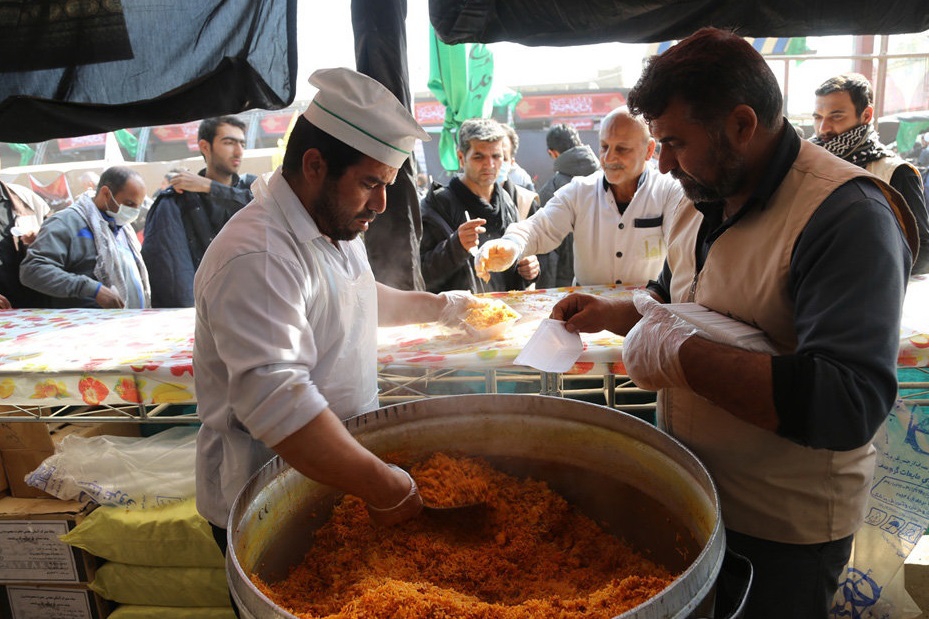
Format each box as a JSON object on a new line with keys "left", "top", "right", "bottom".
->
{"left": 539, "top": 372, "right": 563, "bottom": 397}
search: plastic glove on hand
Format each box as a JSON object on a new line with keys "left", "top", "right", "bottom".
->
{"left": 366, "top": 465, "right": 424, "bottom": 527}
{"left": 438, "top": 290, "right": 479, "bottom": 327}
{"left": 622, "top": 291, "right": 699, "bottom": 391}
{"left": 475, "top": 239, "right": 521, "bottom": 282}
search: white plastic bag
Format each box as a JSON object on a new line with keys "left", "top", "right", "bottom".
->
{"left": 829, "top": 399, "right": 929, "bottom": 619}
{"left": 25, "top": 426, "right": 197, "bottom": 509}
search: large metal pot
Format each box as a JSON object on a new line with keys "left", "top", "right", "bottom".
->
{"left": 227, "top": 394, "right": 731, "bottom": 618}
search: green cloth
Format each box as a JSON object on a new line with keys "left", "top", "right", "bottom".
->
{"left": 8, "top": 142, "right": 35, "bottom": 166}
{"left": 428, "top": 26, "right": 494, "bottom": 172}
{"left": 896, "top": 120, "right": 929, "bottom": 156}
{"left": 115, "top": 129, "right": 139, "bottom": 160}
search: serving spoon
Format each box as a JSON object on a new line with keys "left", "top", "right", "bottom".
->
{"left": 420, "top": 501, "right": 490, "bottom": 537}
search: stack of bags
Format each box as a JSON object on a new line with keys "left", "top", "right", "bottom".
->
{"left": 60, "top": 498, "right": 234, "bottom": 619}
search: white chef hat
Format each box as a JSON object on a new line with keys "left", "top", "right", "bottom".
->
{"left": 303, "top": 67, "right": 430, "bottom": 169}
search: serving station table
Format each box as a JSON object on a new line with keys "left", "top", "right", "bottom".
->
{"left": 0, "top": 279, "right": 926, "bottom": 423}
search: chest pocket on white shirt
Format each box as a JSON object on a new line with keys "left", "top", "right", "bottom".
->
{"left": 633, "top": 215, "right": 663, "bottom": 228}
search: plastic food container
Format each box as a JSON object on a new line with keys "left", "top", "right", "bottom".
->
{"left": 464, "top": 311, "right": 520, "bottom": 340}
{"left": 462, "top": 300, "right": 520, "bottom": 340}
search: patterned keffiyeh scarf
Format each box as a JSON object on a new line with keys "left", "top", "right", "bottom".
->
{"left": 809, "top": 123, "right": 893, "bottom": 167}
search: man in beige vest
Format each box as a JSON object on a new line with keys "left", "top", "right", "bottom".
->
{"left": 811, "top": 72, "right": 929, "bottom": 275}
{"left": 553, "top": 28, "right": 917, "bottom": 619}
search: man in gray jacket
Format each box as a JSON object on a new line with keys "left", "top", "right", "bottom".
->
{"left": 21, "top": 166, "right": 149, "bottom": 308}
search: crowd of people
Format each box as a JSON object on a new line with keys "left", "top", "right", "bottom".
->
{"left": 1, "top": 26, "right": 927, "bottom": 619}
{"left": 1, "top": 66, "right": 927, "bottom": 310}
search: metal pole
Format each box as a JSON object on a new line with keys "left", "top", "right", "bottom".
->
{"left": 874, "top": 35, "right": 890, "bottom": 121}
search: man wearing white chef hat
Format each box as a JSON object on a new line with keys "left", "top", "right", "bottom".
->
{"left": 193, "top": 68, "right": 477, "bottom": 558}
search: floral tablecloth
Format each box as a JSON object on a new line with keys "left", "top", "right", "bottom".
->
{"left": 0, "top": 308, "right": 195, "bottom": 407}
{"left": 0, "top": 279, "right": 926, "bottom": 408}
{"left": 378, "top": 285, "right": 637, "bottom": 375}
{"left": 379, "top": 278, "right": 929, "bottom": 374}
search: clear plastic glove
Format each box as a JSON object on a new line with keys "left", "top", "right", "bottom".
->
{"left": 622, "top": 291, "right": 701, "bottom": 391}
{"left": 475, "top": 238, "right": 523, "bottom": 282}
{"left": 438, "top": 290, "right": 479, "bottom": 327}
{"left": 366, "top": 464, "right": 423, "bottom": 527}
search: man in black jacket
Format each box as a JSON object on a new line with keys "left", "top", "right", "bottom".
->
{"left": 142, "top": 116, "right": 257, "bottom": 307}
{"left": 535, "top": 124, "right": 600, "bottom": 288}
{"left": 420, "top": 118, "right": 539, "bottom": 293}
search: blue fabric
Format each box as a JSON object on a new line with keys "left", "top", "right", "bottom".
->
{"left": 0, "top": 0, "right": 298, "bottom": 142}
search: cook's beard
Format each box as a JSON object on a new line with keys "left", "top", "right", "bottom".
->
{"left": 311, "top": 179, "right": 375, "bottom": 242}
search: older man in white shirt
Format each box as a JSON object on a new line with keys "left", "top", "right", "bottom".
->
{"left": 476, "top": 107, "right": 684, "bottom": 287}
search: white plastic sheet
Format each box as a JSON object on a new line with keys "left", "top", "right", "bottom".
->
{"left": 830, "top": 400, "right": 929, "bottom": 619}
{"left": 25, "top": 427, "right": 197, "bottom": 510}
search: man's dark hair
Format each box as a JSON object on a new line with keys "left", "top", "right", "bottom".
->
{"left": 502, "top": 123, "right": 520, "bottom": 156}
{"left": 99, "top": 166, "right": 142, "bottom": 194}
{"left": 281, "top": 116, "right": 365, "bottom": 180}
{"left": 627, "top": 27, "right": 783, "bottom": 131}
{"left": 815, "top": 73, "right": 873, "bottom": 118}
{"left": 198, "top": 116, "right": 247, "bottom": 144}
{"left": 546, "top": 124, "right": 582, "bottom": 154}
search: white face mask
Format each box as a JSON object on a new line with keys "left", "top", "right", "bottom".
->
{"left": 107, "top": 193, "right": 140, "bottom": 227}
{"left": 496, "top": 160, "right": 511, "bottom": 184}
{"left": 112, "top": 204, "right": 140, "bottom": 227}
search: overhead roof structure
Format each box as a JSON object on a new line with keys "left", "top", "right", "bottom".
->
{"left": 0, "top": 0, "right": 298, "bottom": 143}
{"left": 429, "top": 0, "right": 929, "bottom": 46}
{"left": 1, "top": 0, "right": 928, "bottom": 144}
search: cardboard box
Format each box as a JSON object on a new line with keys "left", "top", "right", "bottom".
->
{"left": 0, "top": 497, "right": 97, "bottom": 584}
{"left": 0, "top": 423, "right": 140, "bottom": 499}
{"left": 0, "top": 422, "right": 54, "bottom": 452}
{"left": 905, "top": 534, "right": 929, "bottom": 619}
{"left": 0, "top": 584, "right": 110, "bottom": 619}
{"left": 0, "top": 452, "right": 7, "bottom": 495}
{"left": 0, "top": 451, "right": 50, "bottom": 500}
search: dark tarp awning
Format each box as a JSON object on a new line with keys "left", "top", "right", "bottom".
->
{"left": 4, "top": 0, "right": 928, "bottom": 144}
{"left": 353, "top": 0, "right": 427, "bottom": 290}
{"left": 428, "top": 0, "right": 929, "bottom": 46}
{"left": 0, "top": 0, "right": 298, "bottom": 143}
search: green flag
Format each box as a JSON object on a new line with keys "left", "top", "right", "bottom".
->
{"left": 785, "top": 37, "right": 813, "bottom": 66}
{"left": 784, "top": 37, "right": 812, "bottom": 55}
{"left": 896, "top": 119, "right": 929, "bottom": 156}
{"left": 492, "top": 84, "right": 522, "bottom": 121}
{"left": 115, "top": 129, "right": 139, "bottom": 160}
{"left": 428, "top": 26, "right": 494, "bottom": 172}
{"left": 9, "top": 143, "right": 35, "bottom": 166}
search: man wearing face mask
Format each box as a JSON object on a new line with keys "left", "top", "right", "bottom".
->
{"left": 20, "top": 166, "right": 150, "bottom": 308}
{"left": 499, "top": 124, "right": 540, "bottom": 221}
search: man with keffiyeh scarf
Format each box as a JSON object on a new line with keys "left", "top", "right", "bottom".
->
{"left": 812, "top": 73, "right": 929, "bottom": 274}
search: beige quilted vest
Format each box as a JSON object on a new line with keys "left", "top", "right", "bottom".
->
{"left": 662, "top": 139, "right": 916, "bottom": 543}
